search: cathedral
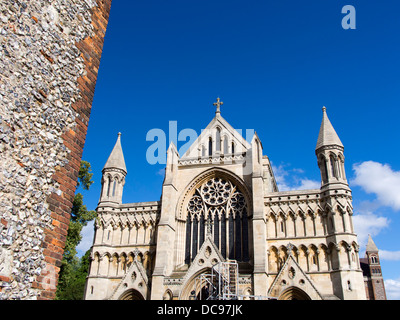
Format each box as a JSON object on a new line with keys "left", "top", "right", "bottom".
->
{"left": 84, "top": 99, "right": 386, "bottom": 300}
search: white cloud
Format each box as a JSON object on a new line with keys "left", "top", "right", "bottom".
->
{"left": 385, "top": 278, "right": 400, "bottom": 300}
{"left": 352, "top": 212, "right": 389, "bottom": 248}
{"left": 272, "top": 164, "right": 320, "bottom": 192}
{"left": 297, "top": 179, "right": 320, "bottom": 190}
{"left": 352, "top": 161, "right": 400, "bottom": 211}
{"left": 272, "top": 164, "right": 291, "bottom": 191}
{"left": 379, "top": 250, "right": 400, "bottom": 261}
{"left": 76, "top": 220, "right": 95, "bottom": 257}
{"left": 156, "top": 167, "right": 165, "bottom": 176}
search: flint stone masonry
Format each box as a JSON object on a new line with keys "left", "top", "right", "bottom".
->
{"left": 0, "top": 0, "right": 112, "bottom": 299}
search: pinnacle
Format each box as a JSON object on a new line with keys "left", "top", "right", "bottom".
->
{"left": 103, "top": 132, "right": 127, "bottom": 173}
{"left": 316, "top": 107, "right": 343, "bottom": 151}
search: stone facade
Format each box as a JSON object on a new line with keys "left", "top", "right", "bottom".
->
{"left": 0, "top": 0, "right": 112, "bottom": 299}
{"left": 85, "top": 102, "right": 378, "bottom": 300}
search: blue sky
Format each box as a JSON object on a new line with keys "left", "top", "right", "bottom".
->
{"left": 77, "top": 1, "right": 400, "bottom": 299}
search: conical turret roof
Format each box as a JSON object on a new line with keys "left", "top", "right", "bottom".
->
{"left": 103, "top": 132, "right": 127, "bottom": 173}
{"left": 366, "top": 234, "right": 379, "bottom": 252}
{"left": 316, "top": 107, "right": 343, "bottom": 151}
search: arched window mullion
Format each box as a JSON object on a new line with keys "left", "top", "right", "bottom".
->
{"left": 185, "top": 177, "right": 247, "bottom": 263}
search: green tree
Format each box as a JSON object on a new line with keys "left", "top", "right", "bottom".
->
{"left": 56, "top": 161, "right": 96, "bottom": 300}
{"left": 77, "top": 160, "right": 94, "bottom": 190}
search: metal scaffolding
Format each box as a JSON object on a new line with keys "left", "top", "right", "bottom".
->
{"left": 192, "top": 260, "right": 272, "bottom": 300}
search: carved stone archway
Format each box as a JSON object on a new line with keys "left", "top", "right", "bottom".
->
{"left": 180, "top": 267, "right": 212, "bottom": 300}
{"left": 278, "top": 287, "right": 311, "bottom": 300}
{"left": 119, "top": 289, "right": 145, "bottom": 300}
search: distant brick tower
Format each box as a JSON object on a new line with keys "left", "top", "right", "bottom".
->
{"left": 360, "top": 235, "right": 387, "bottom": 300}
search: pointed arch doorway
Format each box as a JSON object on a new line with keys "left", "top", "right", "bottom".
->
{"left": 278, "top": 287, "right": 311, "bottom": 300}
{"left": 180, "top": 267, "right": 214, "bottom": 300}
{"left": 118, "top": 289, "right": 145, "bottom": 300}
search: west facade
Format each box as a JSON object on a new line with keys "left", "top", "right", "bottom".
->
{"left": 84, "top": 101, "right": 382, "bottom": 300}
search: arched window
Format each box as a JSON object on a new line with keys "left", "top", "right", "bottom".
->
{"left": 107, "top": 177, "right": 112, "bottom": 197}
{"left": 330, "top": 155, "right": 337, "bottom": 179}
{"left": 208, "top": 137, "right": 212, "bottom": 156}
{"left": 112, "top": 179, "right": 116, "bottom": 197}
{"left": 347, "top": 280, "right": 352, "bottom": 291}
{"left": 320, "top": 156, "right": 328, "bottom": 183}
{"left": 163, "top": 290, "right": 173, "bottom": 300}
{"left": 223, "top": 136, "right": 228, "bottom": 154}
{"left": 185, "top": 177, "right": 249, "bottom": 264}
{"left": 337, "top": 157, "right": 342, "bottom": 178}
{"left": 231, "top": 142, "right": 235, "bottom": 154}
{"left": 216, "top": 128, "right": 221, "bottom": 152}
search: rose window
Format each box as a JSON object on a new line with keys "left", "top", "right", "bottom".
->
{"left": 201, "top": 178, "right": 232, "bottom": 206}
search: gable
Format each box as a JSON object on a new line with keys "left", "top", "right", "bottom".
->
{"left": 108, "top": 253, "right": 149, "bottom": 300}
{"left": 181, "top": 236, "right": 225, "bottom": 287}
{"left": 181, "top": 114, "right": 252, "bottom": 159}
{"left": 268, "top": 245, "right": 323, "bottom": 300}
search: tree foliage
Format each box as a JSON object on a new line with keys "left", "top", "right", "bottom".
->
{"left": 56, "top": 161, "right": 96, "bottom": 300}
{"left": 77, "top": 160, "right": 94, "bottom": 190}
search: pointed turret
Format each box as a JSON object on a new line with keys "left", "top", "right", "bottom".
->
{"left": 99, "top": 133, "right": 127, "bottom": 205}
{"left": 316, "top": 106, "right": 343, "bottom": 151}
{"left": 103, "top": 132, "right": 127, "bottom": 174}
{"left": 315, "top": 107, "right": 348, "bottom": 188}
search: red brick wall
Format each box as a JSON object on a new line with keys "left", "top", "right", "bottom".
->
{"left": 371, "top": 278, "right": 387, "bottom": 300}
{"left": 33, "top": 0, "right": 113, "bottom": 300}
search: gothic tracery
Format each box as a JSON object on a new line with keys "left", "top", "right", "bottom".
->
{"left": 184, "top": 177, "right": 249, "bottom": 264}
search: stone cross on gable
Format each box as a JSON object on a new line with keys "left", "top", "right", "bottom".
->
{"left": 213, "top": 97, "right": 223, "bottom": 115}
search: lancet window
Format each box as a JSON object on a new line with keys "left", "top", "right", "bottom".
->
{"left": 184, "top": 177, "right": 249, "bottom": 264}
